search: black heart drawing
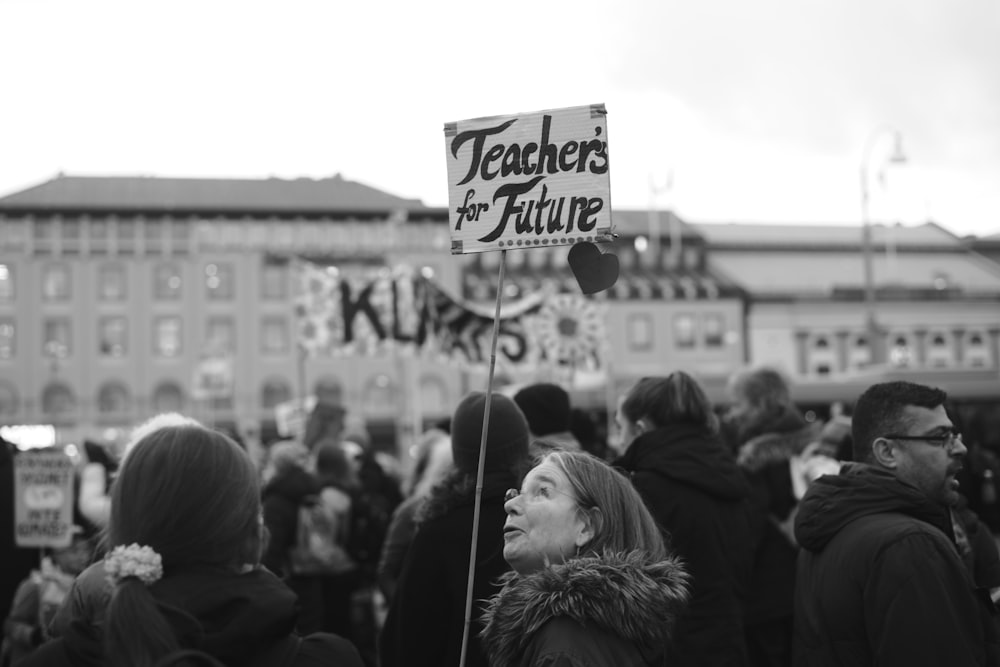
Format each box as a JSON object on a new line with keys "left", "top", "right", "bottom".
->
{"left": 568, "top": 242, "right": 619, "bottom": 295}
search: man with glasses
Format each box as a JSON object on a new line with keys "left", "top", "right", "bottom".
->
{"left": 792, "top": 381, "right": 1000, "bottom": 666}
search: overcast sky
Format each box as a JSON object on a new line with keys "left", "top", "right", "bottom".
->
{"left": 2, "top": 0, "right": 998, "bottom": 237}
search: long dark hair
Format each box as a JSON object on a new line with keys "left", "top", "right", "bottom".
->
{"left": 104, "top": 424, "right": 262, "bottom": 667}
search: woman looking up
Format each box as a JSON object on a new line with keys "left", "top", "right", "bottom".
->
{"left": 481, "top": 450, "right": 690, "bottom": 666}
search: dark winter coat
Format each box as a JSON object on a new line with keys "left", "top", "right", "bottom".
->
{"left": 21, "top": 563, "right": 364, "bottom": 667}
{"left": 793, "top": 463, "right": 1000, "bottom": 666}
{"left": 614, "top": 424, "right": 753, "bottom": 667}
{"left": 261, "top": 466, "right": 323, "bottom": 576}
{"left": 480, "top": 550, "right": 691, "bottom": 667}
{"left": 735, "top": 410, "right": 820, "bottom": 625}
{"left": 379, "top": 470, "right": 515, "bottom": 667}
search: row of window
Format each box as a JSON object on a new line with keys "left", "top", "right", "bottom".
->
{"left": 0, "top": 316, "right": 291, "bottom": 360}
{"left": 0, "top": 373, "right": 454, "bottom": 420}
{"left": 803, "top": 329, "right": 994, "bottom": 375}
{"left": 0, "top": 379, "right": 293, "bottom": 417}
{"left": 627, "top": 312, "right": 732, "bottom": 351}
{"left": 0, "top": 261, "right": 289, "bottom": 302}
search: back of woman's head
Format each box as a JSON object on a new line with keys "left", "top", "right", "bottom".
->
{"left": 545, "top": 450, "right": 666, "bottom": 560}
{"left": 622, "top": 373, "right": 719, "bottom": 435}
{"left": 105, "top": 424, "right": 262, "bottom": 667}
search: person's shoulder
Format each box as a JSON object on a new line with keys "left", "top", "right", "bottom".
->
{"left": 292, "top": 632, "right": 365, "bottom": 667}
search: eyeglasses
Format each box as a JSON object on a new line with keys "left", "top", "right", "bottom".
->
{"left": 881, "top": 427, "right": 963, "bottom": 448}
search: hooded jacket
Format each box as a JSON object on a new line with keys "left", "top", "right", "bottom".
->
{"left": 261, "top": 466, "right": 322, "bottom": 576}
{"left": 734, "top": 411, "right": 821, "bottom": 624}
{"left": 22, "top": 563, "right": 363, "bottom": 667}
{"left": 480, "top": 551, "right": 690, "bottom": 667}
{"left": 614, "top": 424, "right": 753, "bottom": 667}
{"left": 793, "top": 463, "right": 1000, "bottom": 666}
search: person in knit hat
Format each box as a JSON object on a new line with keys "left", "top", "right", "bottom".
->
{"left": 513, "top": 383, "right": 582, "bottom": 455}
{"left": 379, "top": 392, "right": 530, "bottom": 667}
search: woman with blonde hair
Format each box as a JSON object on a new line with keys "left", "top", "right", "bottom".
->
{"left": 481, "top": 450, "right": 690, "bottom": 666}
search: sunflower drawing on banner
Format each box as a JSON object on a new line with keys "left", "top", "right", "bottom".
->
{"left": 526, "top": 294, "right": 607, "bottom": 376}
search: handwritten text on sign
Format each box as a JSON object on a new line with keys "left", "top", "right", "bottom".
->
{"left": 444, "top": 104, "right": 612, "bottom": 255}
{"left": 14, "top": 451, "right": 75, "bottom": 548}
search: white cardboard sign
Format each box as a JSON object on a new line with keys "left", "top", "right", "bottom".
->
{"left": 444, "top": 103, "right": 612, "bottom": 255}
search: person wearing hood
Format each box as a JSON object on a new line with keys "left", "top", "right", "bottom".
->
{"left": 794, "top": 380, "right": 1000, "bottom": 666}
{"left": 724, "top": 365, "right": 821, "bottom": 667}
{"left": 613, "top": 373, "right": 754, "bottom": 667}
{"left": 378, "top": 392, "right": 532, "bottom": 667}
{"left": 260, "top": 440, "right": 327, "bottom": 635}
{"left": 481, "top": 449, "right": 691, "bottom": 666}
{"left": 20, "top": 422, "right": 363, "bottom": 667}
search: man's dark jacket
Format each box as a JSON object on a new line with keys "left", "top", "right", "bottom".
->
{"left": 794, "top": 463, "right": 1000, "bottom": 666}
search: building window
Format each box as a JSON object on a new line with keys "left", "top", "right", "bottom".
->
{"left": 62, "top": 219, "right": 81, "bottom": 253}
{"left": 42, "top": 263, "right": 71, "bottom": 301}
{"left": 418, "top": 374, "right": 450, "bottom": 417}
{"left": 627, "top": 313, "right": 653, "bottom": 352}
{"left": 206, "top": 316, "right": 236, "bottom": 354}
{"left": 154, "top": 263, "right": 183, "bottom": 300}
{"left": 261, "top": 379, "right": 292, "bottom": 410}
{"left": 43, "top": 318, "right": 71, "bottom": 358}
{"left": 0, "top": 381, "right": 17, "bottom": 416}
{"left": 116, "top": 218, "right": 135, "bottom": 254}
{"left": 33, "top": 218, "right": 54, "bottom": 253}
{"left": 704, "top": 313, "right": 725, "bottom": 348}
{"left": 90, "top": 219, "right": 109, "bottom": 254}
{"left": 0, "top": 319, "right": 14, "bottom": 359}
{"left": 261, "top": 260, "right": 288, "bottom": 300}
{"left": 99, "top": 317, "right": 128, "bottom": 357}
{"left": 154, "top": 316, "right": 182, "bottom": 358}
{"left": 152, "top": 381, "right": 184, "bottom": 413}
{"left": 41, "top": 382, "right": 76, "bottom": 420}
{"left": 889, "top": 334, "right": 912, "bottom": 368}
{"left": 261, "top": 317, "right": 289, "bottom": 355}
{"left": 145, "top": 218, "right": 164, "bottom": 253}
{"left": 673, "top": 314, "right": 696, "bottom": 348}
{"left": 0, "top": 264, "right": 14, "bottom": 301}
{"left": 97, "top": 381, "right": 131, "bottom": 415}
{"left": 99, "top": 263, "right": 127, "bottom": 301}
{"left": 205, "top": 262, "right": 235, "bottom": 300}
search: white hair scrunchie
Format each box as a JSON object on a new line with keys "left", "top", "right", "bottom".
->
{"left": 104, "top": 543, "right": 164, "bottom": 586}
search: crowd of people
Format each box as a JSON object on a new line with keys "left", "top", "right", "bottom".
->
{"left": 1, "top": 366, "right": 998, "bottom": 666}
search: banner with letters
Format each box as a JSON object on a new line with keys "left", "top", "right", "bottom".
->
{"left": 292, "top": 260, "right": 606, "bottom": 374}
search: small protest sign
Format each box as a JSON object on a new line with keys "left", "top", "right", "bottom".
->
{"left": 444, "top": 104, "right": 612, "bottom": 255}
{"left": 14, "top": 450, "right": 75, "bottom": 548}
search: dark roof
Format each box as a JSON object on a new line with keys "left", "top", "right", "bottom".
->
{"left": 0, "top": 174, "right": 446, "bottom": 217}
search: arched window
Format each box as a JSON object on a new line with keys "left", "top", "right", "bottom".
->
{"left": 97, "top": 381, "right": 131, "bottom": 415}
{"left": 965, "top": 329, "right": 990, "bottom": 368}
{"left": 152, "top": 381, "right": 184, "bottom": 413}
{"left": 418, "top": 374, "right": 450, "bottom": 418}
{"left": 926, "top": 330, "right": 954, "bottom": 368}
{"left": 261, "top": 378, "right": 292, "bottom": 410}
{"left": 41, "top": 382, "right": 76, "bottom": 422}
{"left": 313, "top": 376, "right": 343, "bottom": 405}
{"left": 362, "top": 374, "right": 397, "bottom": 417}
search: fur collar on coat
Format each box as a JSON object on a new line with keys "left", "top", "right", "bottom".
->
{"left": 480, "top": 550, "right": 690, "bottom": 666}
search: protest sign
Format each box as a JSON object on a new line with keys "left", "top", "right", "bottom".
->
{"left": 444, "top": 104, "right": 612, "bottom": 255}
{"left": 14, "top": 450, "right": 75, "bottom": 548}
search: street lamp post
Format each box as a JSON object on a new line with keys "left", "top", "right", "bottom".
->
{"left": 860, "top": 127, "right": 907, "bottom": 366}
